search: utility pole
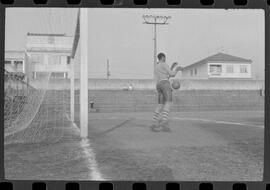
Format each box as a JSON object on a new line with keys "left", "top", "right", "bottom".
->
{"left": 107, "top": 59, "right": 110, "bottom": 79}
{"left": 143, "top": 15, "right": 171, "bottom": 79}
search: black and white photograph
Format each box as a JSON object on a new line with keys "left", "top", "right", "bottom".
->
{"left": 4, "top": 8, "right": 265, "bottom": 181}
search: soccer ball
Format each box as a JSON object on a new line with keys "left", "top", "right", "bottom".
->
{"left": 171, "top": 80, "right": 180, "bottom": 90}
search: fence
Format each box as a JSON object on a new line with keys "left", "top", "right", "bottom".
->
{"left": 29, "top": 78, "right": 264, "bottom": 90}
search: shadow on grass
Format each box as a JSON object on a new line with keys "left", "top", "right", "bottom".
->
{"left": 93, "top": 118, "right": 134, "bottom": 139}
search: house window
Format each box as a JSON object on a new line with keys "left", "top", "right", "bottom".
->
{"left": 51, "top": 72, "right": 65, "bottom": 78}
{"left": 14, "top": 61, "right": 23, "bottom": 65}
{"left": 50, "top": 55, "right": 61, "bottom": 65}
{"left": 240, "top": 65, "right": 248, "bottom": 73}
{"left": 210, "top": 65, "right": 222, "bottom": 75}
{"left": 32, "top": 72, "right": 46, "bottom": 78}
{"left": 67, "top": 56, "right": 71, "bottom": 64}
{"left": 13, "top": 61, "right": 23, "bottom": 70}
{"left": 31, "top": 54, "right": 43, "bottom": 64}
{"left": 226, "top": 65, "right": 234, "bottom": 73}
{"left": 5, "top": 60, "right": 11, "bottom": 64}
{"left": 194, "top": 68, "right": 197, "bottom": 75}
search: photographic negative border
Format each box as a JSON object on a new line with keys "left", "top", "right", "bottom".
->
{"left": 0, "top": 0, "right": 269, "bottom": 189}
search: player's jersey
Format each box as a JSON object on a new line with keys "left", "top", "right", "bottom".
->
{"left": 155, "top": 62, "right": 174, "bottom": 83}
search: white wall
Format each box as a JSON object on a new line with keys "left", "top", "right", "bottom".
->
{"left": 207, "top": 62, "right": 252, "bottom": 79}
{"left": 5, "top": 51, "right": 25, "bottom": 73}
{"left": 26, "top": 35, "right": 73, "bottom": 52}
{"left": 182, "top": 63, "right": 208, "bottom": 79}
{"left": 29, "top": 78, "right": 264, "bottom": 90}
{"left": 27, "top": 52, "right": 70, "bottom": 75}
{"left": 5, "top": 60, "right": 24, "bottom": 73}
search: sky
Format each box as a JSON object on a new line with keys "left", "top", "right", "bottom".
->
{"left": 5, "top": 8, "right": 265, "bottom": 79}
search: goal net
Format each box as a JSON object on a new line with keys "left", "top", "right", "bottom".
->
{"left": 4, "top": 70, "right": 53, "bottom": 144}
{"left": 4, "top": 8, "right": 79, "bottom": 145}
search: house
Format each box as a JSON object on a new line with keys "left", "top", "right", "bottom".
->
{"left": 25, "top": 33, "right": 73, "bottom": 79}
{"left": 182, "top": 53, "right": 252, "bottom": 79}
{"left": 5, "top": 50, "right": 26, "bottom": 77}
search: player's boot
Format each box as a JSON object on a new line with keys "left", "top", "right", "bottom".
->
{"left": 159, "top": 120, "right": 171, "bottom": 132}
{"left": 150, "top": 124, "right": 162, "bottom": 132}
{"left": 150, "top": 104, "right": 164, "bottom": 132}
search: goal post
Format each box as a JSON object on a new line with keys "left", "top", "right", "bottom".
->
{"left": 80, "top": 8, "right": 89, "bottom": 138}
{"left": 70, "top": 58, "right": 75, "bottom": 122}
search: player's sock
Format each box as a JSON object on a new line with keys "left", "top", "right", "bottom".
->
{"left": 152, "top": 104, "right": 164, "bottom": 126}
{"left": 160, "top": 102, "right": 172, "bottom": 126}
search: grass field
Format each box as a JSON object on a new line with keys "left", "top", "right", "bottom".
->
{"left": 5, "top": 108, "right": 264, "bottom": 181}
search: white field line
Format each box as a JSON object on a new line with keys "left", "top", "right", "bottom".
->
{"left": 89, "top": 116, "right": 118, "bottom": 120}
{"left": 65, "top": 113, "right": 105, "bottom": 180}
{"left": 90, "top": 115, "right": 264, "bottom": 129}
{"left": 172, "top": 117, "right": 264, "bottom": 128}
{"left": 68, "top": 114, "right": 264, "bottom": 128}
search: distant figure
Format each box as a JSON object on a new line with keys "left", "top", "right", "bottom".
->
{"left": 150, "top": 52, "right": 182, "bottom": 132}
{"left": 123, "top": 84, "right": 133, "bottom": 91}
{"left": 128, "top": 84, "right": 133, "bottom": 91}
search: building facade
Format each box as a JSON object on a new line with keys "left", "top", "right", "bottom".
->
{"left": 182, "top": 53, "right": 252, "bottom": 79}
{"left": 25, "top": 33, "right": 73, "bottom": 79}
{"left": 5, "top": 50, "right": 25, "bottom": 74}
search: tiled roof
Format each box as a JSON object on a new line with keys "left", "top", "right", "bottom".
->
{"left": 184, "top": 53, "right": 252, "bottom": 70}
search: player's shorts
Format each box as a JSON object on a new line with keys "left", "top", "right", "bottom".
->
{"left": 156, "top": 80, "right": 172, "bottom": 104}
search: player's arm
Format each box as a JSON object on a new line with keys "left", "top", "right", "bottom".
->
{"left": 176, "top": 66, "right": 183, "bottom": 72}
{"left": 164, "top": 64, "right": 178, "bottom": 77}
{"left": 170, "top": 62, "right": 178, "bottom": 71}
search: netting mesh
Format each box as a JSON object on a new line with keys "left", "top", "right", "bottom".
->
{"left": 4, "top": 73, "right": 81, "bottom": 145}
{"left": 4, "top": 71, "right": 51, "bottom": 144}
{"left": 4, "top": 8, "right": 80, "bottom": 145}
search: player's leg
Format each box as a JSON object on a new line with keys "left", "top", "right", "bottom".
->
{"left": 151, "top": 83, "right": 164, "bottom": 125}
{"left": 150, "top": 83, "right": 164, "bottom": 131}
{"left": 160, "top": 81, "right": 173, "bottom": 132}
{"left": 152, "top": 103, "right": 164, "bottom": 125}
